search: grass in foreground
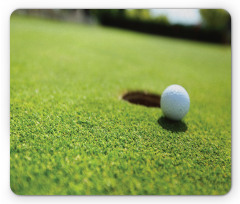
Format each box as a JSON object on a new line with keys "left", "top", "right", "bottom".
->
{"left": 10, "top": 15, "right": 231, "bottom": 195}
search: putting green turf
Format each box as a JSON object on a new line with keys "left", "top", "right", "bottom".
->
{"left": 10, "top": 15, "right": 231, "bottom": 195}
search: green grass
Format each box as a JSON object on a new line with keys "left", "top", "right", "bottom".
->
{"left": 10, "top": 15, "right": 231, "bottom": 195}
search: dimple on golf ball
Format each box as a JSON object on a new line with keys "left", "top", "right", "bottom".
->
{"left": 161, "top": 84, "right": 190, "bottom": 121}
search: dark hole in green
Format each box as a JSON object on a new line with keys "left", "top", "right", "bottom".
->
{"left": 122, "top": 91, "right": 161, "bottom": 108}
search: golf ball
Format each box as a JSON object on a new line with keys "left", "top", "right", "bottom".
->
{"left": 161, "top": 85, "right": 190, "bottom": 121}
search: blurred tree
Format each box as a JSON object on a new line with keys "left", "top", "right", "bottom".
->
{"left": 153, "top": 15, "right": 169, "bottom": 25}
{"left": 126, "top": 9, "right": 169, "bottom": 24}
{"left": 90, "top": 9, "right": 126, "bottom": 21}
{"left": 200, "top": 9, "right": 230, "bottom": 30}
{"left": 126, "top": 9, "right": 151, "bottom": 21}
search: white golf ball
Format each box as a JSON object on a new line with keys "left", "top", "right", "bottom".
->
{"left": 161, "top": 85, "right": 190, "bottom": 121}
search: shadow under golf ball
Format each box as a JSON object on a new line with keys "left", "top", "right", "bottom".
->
{"left": 157, "top": 116, "right": 187, "bottom": 132}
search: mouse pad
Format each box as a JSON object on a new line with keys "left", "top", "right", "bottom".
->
{"left": 10, "top": 9, "right": 231, "bottom": 195}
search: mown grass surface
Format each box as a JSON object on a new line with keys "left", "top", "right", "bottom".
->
{"left": 10, "top": 15, "right": 231, "bottom": 195}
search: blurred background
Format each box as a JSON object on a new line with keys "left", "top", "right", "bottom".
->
{"left": 14, "top": 9, "right": 231, "bottom": 44}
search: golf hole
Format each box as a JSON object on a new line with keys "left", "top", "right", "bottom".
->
{"left": 122, "top": 91, "right": 161, "bottom": 108}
